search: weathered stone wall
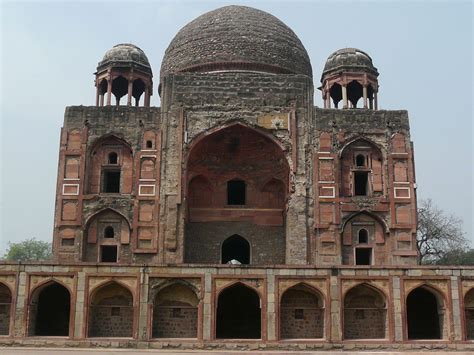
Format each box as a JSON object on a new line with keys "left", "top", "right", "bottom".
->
{"left": 313, "top": 108, "right": 418, "bottom": 266}
{"left": 185, "top": 222, "right": 285, "bottom": 264}
{"left": 160, "top": 72, "right": 313, "bottom": 265}
{"left": 54, "top": 106, "right": 161, "bottom": 264}
{"left": 88, "top": 305, "right": 133, "bottom": 337}
{"left": 153, "top": 305, "right": 197, "bottom": 338}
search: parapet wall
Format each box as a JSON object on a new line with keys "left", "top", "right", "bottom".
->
{"left": 0, "top": 263, "right": 473, "bottom": 351}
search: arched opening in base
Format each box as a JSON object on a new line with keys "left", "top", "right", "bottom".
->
{"left": 407, "top": 287, "right": 442, "bottom": 339}
{"left": 216, "top": 283, "right": 261, "bottom": 339}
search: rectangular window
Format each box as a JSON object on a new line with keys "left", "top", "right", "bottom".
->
{"left": 61, "top": 238, "right": 74, "bottom": 247}
{"left": 172, "top": 308, "right": 182, "bottom": 318}
{"left": 101, "top": 245, "right": 118, "bottom": 262}
{"left": 103, "top": 170, "right": 121, "bottom": 193}
{"left": 355, "top": 248, "right": 372, "bottom": 265}
{"left": 294, "top": 309, "right": 304, "bottom": 320}
{"left": 111, "top": 307, "right": 120, "bottom": 316}
{"left": 227, "top": 180, "right": 246, "bottom": 205}
{"left": 354, "top": 171, "right": 368, "bottom": 196}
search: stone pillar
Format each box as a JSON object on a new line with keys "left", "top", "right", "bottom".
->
{"left": 363, "top": 85, "right": 368, "bottom": 108}
{"left": 106, "top": 78, "right": 112, "bottom": 106}
{"left": 266, "top": 272, "right": 276, "bottom": 340}
{"left": 342, "top": 85, "right": 348, "bottom": 109}
{"left": 392, "top": 276, "right": 403, "bottom": 341}
{"left": 202, "top": 272, "right": 212, "bottom": 340}
{"left": 329, "top": 274, "right": 341, "bottom": 341}
{"left": 13, "top": 271, "right": 27, "bottom": 337}
{"left": 127, "top": 80, "right": 133, "bottom": 106}
{"left": 95, "top": 85, "right": 100, "bottom": 107}
{"left": 144, "top": 86, "right": 150, "bottom": 107}
{"left": 451, "top": 275, "right": 462, "bottom": 341}
{"left": 74, "top": 271, "right": 86, "bottom": 338}
{"left": 137, "top": 267, "right": 150, "bottom": 340}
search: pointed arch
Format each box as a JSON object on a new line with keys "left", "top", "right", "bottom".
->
{"left": 88, "top": 134, "right": 133, "bottom": 156}
{"left": 152, "top": 281, "right": 199, "bottom": 338}
{"left": 0, "top": 282, "right": 12, "bottom": 336}
{"left": 406, "top": 284, "right": 446, "bottom": 340}
{"left": 28, "top": 280, "right": 71, "bottom": 336}
{"left": 187, "top": 174, "right": 213, "bottom": 208}
{"left": 261, "top": 178, "right": 286, "bottom": 209}
{"left": 343, "top": 283, "right": 387, "bottom": 339}
{"left": 341, "top": 211, "right": 389, "bottom": 235}
{"left": 464, "top": 288, "right": 474, "bottom": 340}
{"left": 221, "top": 234, "right": 251, "bottom": 264}
{"left": 279, "top": 282, "right": 324, "bottom": 339}
{"left": 88, "top": 280, "right": 134, "bottom": 338}
{"left": 339, "top": 136, "right": 383, "bottom": 158}
{"left": 216, "top": 282, "right": 261, "bottom": 339}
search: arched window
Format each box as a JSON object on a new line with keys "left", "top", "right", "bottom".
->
{"left": 104, "top": 226, "right": 114, "bottom": 238}
{"left": 152, "top": 283, "right": 198, "bottom": 338}
{"left": 222, "top": 235, "right": 250, "bottom": 264}
{"left": 108, "top": 152, "right": 118, "bottom": 165}
{"left": 344, "top": 284, "right": 387, "bottom": 339}
{"left": 356, "top": 154, "right": 365, "bottom": 167}
{"left": 0, "top": 284, "right": 12, "bottom": 335}
{"left": 146, "top": 140, "right": 153, "bottom": 149}
{"left": 280, "top": 284, "right": 324, "bottom": 339}
{"left": 406, "top": 287, "right": 443, "bottom": 339}
{"left": 358, "top": 229, "right": 369, "bottom": 244}
{"left": 88, "top": 282, "right": 133, "bottom": 338}
{"left": 464, "top": 288, "right": 474, "bottom": 340}
{"left": 28, "top": 282, "right": 71, "bottom": 336}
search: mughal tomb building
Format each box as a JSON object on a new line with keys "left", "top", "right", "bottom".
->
{"left": 1, "top": 5, "right": 473, "bottom": 350}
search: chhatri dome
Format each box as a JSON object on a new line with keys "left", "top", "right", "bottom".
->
{"left": 160, "top": 5, "right": 313, "bottom": 82}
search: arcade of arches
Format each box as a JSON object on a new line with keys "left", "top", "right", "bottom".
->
{"left": 0, "top": 274, "right": 473, "bottom": 347}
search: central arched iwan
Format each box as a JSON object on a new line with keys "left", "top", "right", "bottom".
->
{"left": 185, "top": 124, "right": 289, "bottom": 265}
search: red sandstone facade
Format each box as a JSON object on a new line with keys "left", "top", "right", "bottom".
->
{"left": 0, "top": 5, "right": 473, "bottom": 351}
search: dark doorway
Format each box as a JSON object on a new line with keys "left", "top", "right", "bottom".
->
{"left": 354, "top": 171, "right": 368, "bottom": 196}
{"left": 103, "top": 170, "right": 120, "bottom": 193}
{"left": 221, "top": 235, "right": 250, "bottom": 264}
{"left": 227, "top": 180, "right": 246, "bottom": 205}
{"left": 101, "top": 245, "right": 118, "bottom": 262}
{"left": 0, "top": 284, "right": 12, "bottom": 335}
{"left": 31, "top": 282, "right": 70, "bottom": 336}
{"left": 216, "top": 283, "right": 261, "bottom": 339}
{"left": 407, "top": 287, "right": 441, "bottom": 339}
{"left": 355, "top": 248, "right": 371, "bottom": 265}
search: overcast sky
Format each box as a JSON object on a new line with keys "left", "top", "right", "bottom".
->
{"left": 1, "top": 0, "right": 472, "bottom": 252}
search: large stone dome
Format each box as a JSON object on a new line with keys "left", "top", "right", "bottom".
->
{"left": 97, "top": 43, "right": 152, "bottom": 75}
{"left": 160, "top": 5, "right": 312, "bottom": 81}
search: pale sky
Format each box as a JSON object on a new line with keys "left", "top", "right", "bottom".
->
{"left": 1, "top": 0, "right": 473, "bottom": 253}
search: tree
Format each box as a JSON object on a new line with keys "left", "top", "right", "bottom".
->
{"left": 3, "top": 238, "right": 52, "bottom": 262}
{"left": 416, "top": 199, "right": 470, "bottom": 264}
{"left": 435, "top": 248, "right": 474, "bottom": 265}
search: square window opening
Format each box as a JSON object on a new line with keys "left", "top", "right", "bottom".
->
{"left": 227, "top": 180, "right": 246, "bottom": 205}
{"left": 294, "top": 309, "right": 304, "bottom": 320}
{"left": 355, "top": 248, "right": 372, "bottom": 265}
{"left": 101, "top": 245, "right": 118, "bottom": 262}
{"left": 103, "top": 170, "right": 121, "bottom": 193}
